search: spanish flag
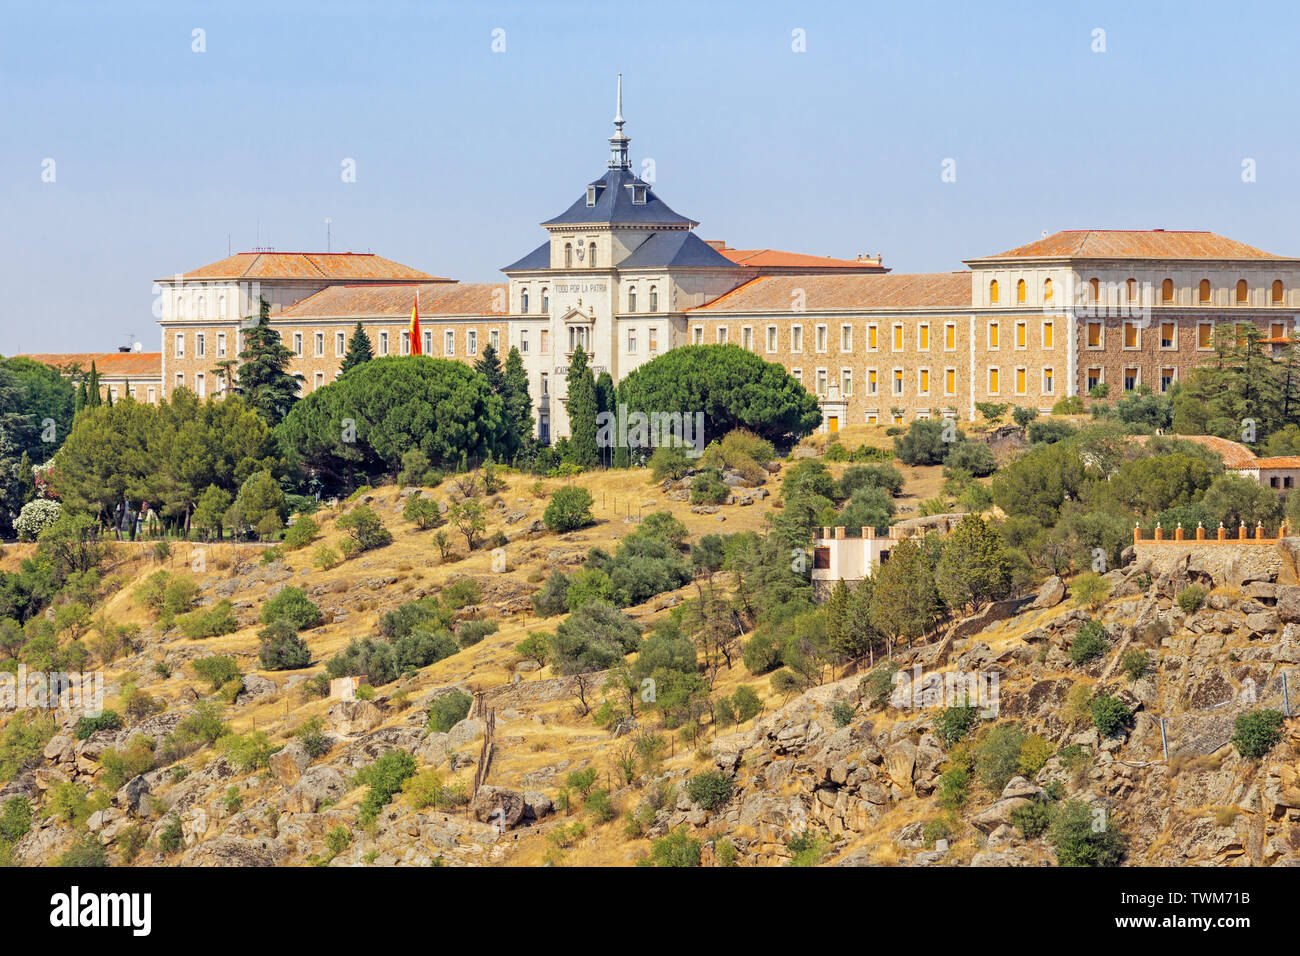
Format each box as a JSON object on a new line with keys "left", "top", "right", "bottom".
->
{"left": 409, "top": 290, "right": 422, "bottom": 355}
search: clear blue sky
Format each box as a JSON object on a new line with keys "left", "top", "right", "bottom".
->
{"left": 3, "top": 0, "right": 1298, "bottom": 353}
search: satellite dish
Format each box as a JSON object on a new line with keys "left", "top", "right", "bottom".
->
{"left": 133, "top": 341, "right": 143, "bottom": 353}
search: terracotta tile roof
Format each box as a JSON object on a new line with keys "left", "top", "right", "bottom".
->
{"left": 279, "top": 282, "right": 508, "bottom": 319}
{"left": 167, "top": 252, "right": 447, "bottom": 282}
{"left": 971, "top": 230, "right": 1287, "bottom": 262}
{"left": 18, "top": 352, "right": 162, "bottom": 378}
{"left": 690, "top": 272, "right": 972, "bottom": 313}
{"left": 713, "top": 247, "right": 884, "bottom": 270}
{"left": 1253, "top": 457, "right": 1300, "bottom": 469}
{"left": 1130, "top": 433, "right": 1259, "bottom": 469}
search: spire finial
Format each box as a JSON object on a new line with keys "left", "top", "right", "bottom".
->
{"left": 608, "top": 73, "right": 630, "bottom": 170}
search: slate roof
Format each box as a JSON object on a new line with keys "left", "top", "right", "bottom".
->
{"left": 502, "top": 242, "right": 550, "bottom": 272}
{"left": 541, "top": 168, "right": 696, "bottom": 227}
{"left": 620, "top": 232, "right": 738, "bottom": 269}
{"left": 970, "top": 230, "right": 1287, "bottom": 262}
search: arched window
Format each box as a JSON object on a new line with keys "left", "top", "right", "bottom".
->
{"left": 589, "top": 244, "right": 596, "bottom": 268}
{"left": 628, "top": 287, "right": 637, "bottom": 312}
{"left": 1090, "top": 277, "right": 1100, "bottom": 303}
{"left": 1043, "top": 278, "right": 1053, "bottom": 302}
{"left": 197, "top": 296, "right": 206, "bottom": 318}
{"left": 1016, "top": 279, "right": 1026, "bottom": 304}
{"left": 521, "top": 289, "right": 529, "bottom": 314}
{"left": 217, "top": 294, "right": 226, "bottom": 317}
{"left": 989, "top": 279, "right": 999, "bottom": 305}
{"left": 1126, "top": 278, "right": 1138, "bottom": 303}
{"left": 1161, "top": 278, "right": 1174, "bottom": 303}
{"left": 1198, "top": 279, "right": 1211, "bottom": 303}
{"left": 541, "top": 288, "right": 549, "bottom": 312}
{"left": 1236, "top": 279, "right": 1248, "bottom": 303}
{"left": 564, "top": 243, "right": 572, "bottom": 268}
{"left": 649, "top": 286, "right": 659, "bottom": 311}
{"left": 1273, "top": 279, "right": 1285, "bottom": 304}
{"left": 177, "top": 298, "right": 185, "bottom": 319}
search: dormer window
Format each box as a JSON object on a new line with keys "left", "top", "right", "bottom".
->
{"left": 632, "top": 183, "right": 647, "bottom": 204}
{"left": 586, "top": 185, "right": 597, "bottom": 207}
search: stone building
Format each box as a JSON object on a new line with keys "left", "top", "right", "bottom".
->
{"left": 17, "top": 349, "right": 164, "bottom": 405}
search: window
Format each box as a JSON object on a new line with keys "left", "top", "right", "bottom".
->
{"left": 989, "top": 279, "right": 999, "bottom": 304}
{"left": 1043, "top": 367, "right": 1054, "bottom": 394}
{"left": 988, "top": 367, "right": 1000, "bottom": 395}
{"left": 379, "top": 331, "right": 389, "bottom": 355}
{"left": 196, "top": 373, "right": 205, "bottom": 399}
{"left": 1273, "top": 279, "right": 1285, "bottom": 304}
{"left": 944, "top": 322, "right": 956, "bottom": 350}
{"left": 520, "top": 330, "right": 529, "bottom": 353}
{"left": 540, "top": 330, "right": 549, "bottom": 354}
{"left": 1015, "top": 321, "right": 1026, "bottom": 349}
{"left": 335, "top": 331, "right": 345, "bottom": 356}
{"left": 217, "top": 332, "right": 227, "bottom": 358}
{"left": 1042, "top": 320, "right": 1053, "bottom": 348}
{"left": 490, "top": 330, "right": 500, "bottom": 351}
{"left": 628, "top": 329, "right": 637, "bottom": 352}
{"left": 632, "top": 183, "right": 647, "bottom": 204}
{"left": 815, "top": 368, "right": 828, "bottom": 395}
{"left": 467, "top": 330, "right": 477, "bottom": 355}
{"left": 649, "top": 328, "right": 659, "bottom": 352}
{"left": 742, "top": 326, "right": 753, "bottom": 350}
{"left": 1124, "top": 322, "right": 1139, "bottom": 349}
{"left": 791, "top": 326, "right": 803, "bottom": 352}
{"left": 401, "top": 331, "right": 411, "bottom": 355}
{"left": 292, "top": 332, "right": 303, "bottom": 356}
{"left": 1126, "top": 278, "right": 1139, "bottom": 303}
{"left": 423, "top": 330, "right": 432, "bottom": 355}
{"left": 867, "top": 369, "right": 878, "bottom": 395}
{"left": 540, "top": 373, "right": 549, "bottom": 396}
{"left": 521, "top": 289, "right": 529, "bottom": 314}
{"left": 841, "top": 368, "right": 853, "bottom": 397}
{"left": 1199, "top": 279, "right": 1211, "bottom": 304}
{"left": 1197, "top": 322, "right": 1213, "bottom": 349}
{"left": 1043, "top": 278, "right": 1053, "bottom": 302}
{"left": 564, "top": 244, "right": 572, "bottom": 268}
{"left": 892, "top": 368, "right": 904, "bottom": 396}
{"left": 865, "top": 412, "right": 879, "bottom": 425}
{"left": 314, "top": 332, "right": 324, "bottom": 357}
{"left": 147, "top": 386, "right": 156, "bottom": 403}
{"left": 693, "top": 327, "right": 703, "bottom": 345}
{"left": 717, "top": 327, "right": 728, "bottom": 345}
{"left": 1271, "top": 322, "right": 1287, "bottom": 340}
{"left": 918, "top": 323, "right": 930, "bottom": 350}
{"left": 445, "top": 331, "right": 455, "bottom": 355}
{"left": 197, "top": 296, "right": 205, "bottom": 318}
{"left": 816, "top": 324, "right": 827, "bottom": 352}
{"left": 1086, "top": 321, "right": 1102, "bottom": 348}
{"left": 628, "top": 287, "right": 637, "bottom": 312}
{"left": 1161, "top": 278, "right": 1174, "bottom": 303}
{"left": 586, "top": 185, "right": 596, "bottom": 207}
{"left": 1016, "top": 279, "right": 1026, "bottom": 303}
{"left": 174, "top": 332, "right": 184, "bottom": 357}
{"left": 892, "top": 324, "right": 903, "bottom": 351}
{"left": 1160, "top": 367, "right": 1176, "bottom": 393}
{"left": 649, "top": 286, "right": 658, "bottom": 311}
{"left": 840, "top": 325, "right": 852, "bottom": 351}
{"left": 868, "top": 324, "right": 878, "bottom": 350}
{"left": 918, "top": 368, "right": 930, "bottom": 394}
{"left": 1090, "top": 277, "right": 1100, "bottom": 304}
{"left": 792, "top": 368, "right": 802, "bottom": 385}
{"left": 944, "top": 368, "right": 956, "bottom": 395}
{"left": 1236, "top": 279, "right": 1249, "bottom": 304}
{"left": 196, "top": 332, "right": 206, "bottom": 358}
{"left": 1086, "top": 367, "right": 1102, "bottom": 392}
{"left": 766, "top": 326, "right": 777, "bottom": 352}
{"left": 175, "top": 372, "right": 184, "bottom": 389}
{"left": 314, "top": 371, "right": 324, "bottom": 391}
{"left": 988, "top": 321, "right": 1000, "bottom": 349}
{"left": 1015, "top": 367, "right": 1027, "bottom": 395}
{"left": 1124, "top": 367, "right": 1139, "bottom": 391}
{"left": 541, "top": 289, "right": 548, "bottom": 312}
{"left": 1160, "top": 322, "right": 1176, "bottom": 349}
{"left": 217, "top": 294, "right": 225, "bottom": 317}
{"left": 176, "top": 298, "right": 185, "bottom": 319}
{"left": 589, "top": 243, "right": 597, "bottom": 268}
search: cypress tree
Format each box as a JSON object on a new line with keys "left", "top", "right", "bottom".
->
{"left": 340, "top": 321, "right": 374, "bottom": 374}
{"left": 564, "top": 345, "right": 598, "bottom": 469}
{"left": 501, "top": 346, "right": 533, "bottom": 458}
{"left": 85, "top": 362, "right": 101, "bottom": 408}
{"left": 235, "top": 296, "right": 300, "bottom": 426}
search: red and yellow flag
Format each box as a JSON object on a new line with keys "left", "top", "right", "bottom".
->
{"left": 409, "top": 290, "right": 422, "bottom": 355}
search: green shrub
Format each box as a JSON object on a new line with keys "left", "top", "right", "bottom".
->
{"left": 455, "top": 618, "right": 498, "bottom": 648}
{"left": 830, "top": 699, "right": 855, "bottom": 727}
{"left": 356, "top": 751, "right": 417, "bottom": 825}
{"left": 786, "top": 830, "right": 828, "bottom": 866}
{"left": 216, "top": 731, "right": 274, "bottom": 772}
{"left": 158, "top": 814, "right": 183, "bottom": 854}
{"left": 585, "top": 789, "right": 617, "bottom": 823}
{"left": 973, "top": 724, "right": 1028, "bottom": 793}
{"left": 1090, "top": 693, "right": 1133, "bottom": 737}
{"left": 282, "top": 516, "right": 320, "bottom": 551}
{"left": 1068, "top": 620, "right": 1109, "bottom": 666}
{"left": 55, "top": 832, "right": 107, "bottom": 867}
{"left": 731, "top": 685, "right": 762, "bottom": 723}
{"left": 690, "top": 469, "right": 730, "bottom": 505}
{"left": 685, "top": 770, "right": 733, "bottom": 810}
{"left": 1232, "top": 709, "right": 1285, "bottom": 759}
{"left": 427, "top": 689, "right": 473, "bottom": 733}
{"left": 543, "top": 486, "right": 595, "bottom": 533}
{"left": 192, "top": 655, "right": 241, "bottom": 692}
{"left": 258, "top": 619, "right": 311, "bottom": 670}
{"left": 336, "top": 505, "right": 392, "bottom": 555}
{"left": 647, "top": 828, "right": 701, "bottom": 867}
{"left": 312, "top": 544, "right": 342, "bottom": 570}
{"left": 403, "top": 493, "right": 444, "bottom": 530}
{"left": 936, "top": 765, "right": 971, "bottom": 811}
{"left": 0, "top": 796, "right": 32, "bottom": 842}
{"left": 566, "top": 767, "right": 598, "bottom": 797}
{"left": 936, "top": 701, "right": 979, "bottom": 746}
{"left": 1121, "top": 648, "right": 1150, "bottom": 681}
{"left": 260, "top": 586, "right": 323, "bottom": 629}
{"left": 1049, "top": 800, "right": 1126, "bottom": 866}
{"left": 295, "top": 717, "right": 331, "bottom": 759}
{"left": 176, "top": 600, "right": 238, "bottom": 639}
{"left": 73, "top": 711, "right": 122, "bottom": 740}
{"left": 1017, "top": 735, "right": 1053, "bottom": 778}
{"left": 1010, "top": 800, "right": 1053, "bottom": 838}
{"left": 1177, "top": 584, "right": 1208, "bottom": 614}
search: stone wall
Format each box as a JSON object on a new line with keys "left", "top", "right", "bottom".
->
{"left": 1132, "top": 540, "right": 1290, "bottom": 585}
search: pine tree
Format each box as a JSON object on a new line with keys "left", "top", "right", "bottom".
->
{"left": 474, "top": 342, "right": 505, "bottom": 394}
{"left": 935, "top": 514, "right": 1013, "bottom": 613}
{"left": 564, "top": 345, "right": 598, "bottom": 469}
{"left": 340, "top": 321, "right": 374, "bottom": 374}
{"left": 235, "top": 296, "right": 300, "bottom": 426}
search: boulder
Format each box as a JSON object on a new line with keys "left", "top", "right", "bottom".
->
{"left": 236, "top": 674, "right": 278, "bottom": 704}
{"left": 970, "top": 796, "right": 1032, "bottom": 834}
{"left": 446, "top": 718, "right": 486, "bottom": 751}
{"left": 471, "top": 786, "right": 528, "bottom": 829}
{"left": 884, "top": 739, "right": 917, "bottom": 790}
{"left": 327, "top": 699, "right": 386, "bottom": 736}
{"left": 285, "top": 766, "right": 347, "bottom": 813}
{"left": 1030, "top": 576, "right": 1066, "bottom": 610}
{"left": 116, "top": 774, "right": 151, "bottom": 816}
{"left": 268, "top": 739, "right": 311, "bottom": 787}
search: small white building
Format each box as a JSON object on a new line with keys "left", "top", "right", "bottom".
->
{"left": 811, "top": 525, "right": 898, "bottom": 597}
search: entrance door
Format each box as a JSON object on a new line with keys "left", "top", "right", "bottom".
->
{"left": 827, "top": 416, "right": 839, "bottom": 433}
